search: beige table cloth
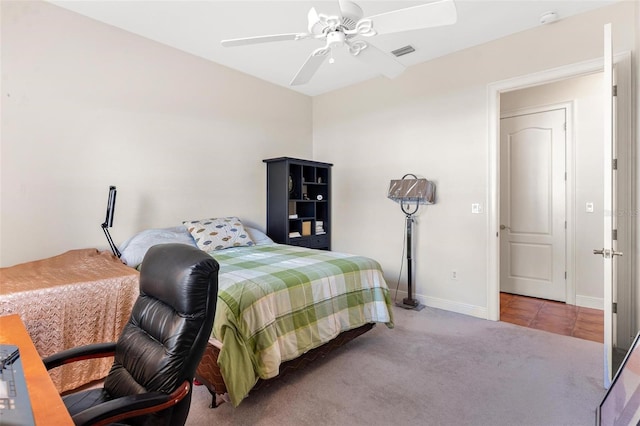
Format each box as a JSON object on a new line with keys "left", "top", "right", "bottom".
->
{"left": 0, "top": 249, "right": 139, "bottom": 392}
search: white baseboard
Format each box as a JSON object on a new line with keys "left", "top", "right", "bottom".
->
{"left": 394, "top": 290, "right": 489, "bottom": 320}
{"left": 575, "top": 295, "right": 604, "bottom": 310}
{"left": 393, "top": 291, "right": 603, "bottom": 319}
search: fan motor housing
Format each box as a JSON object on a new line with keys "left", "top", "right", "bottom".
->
{"left": 327, "top": 31, "right": 346, "bottom": 48}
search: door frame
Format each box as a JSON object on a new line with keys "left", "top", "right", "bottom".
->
{"left": 500, "top": 103, "right": 573, "bottom": 303}
{"left": 486, "top": 52, "right": 633, "bottom": 348}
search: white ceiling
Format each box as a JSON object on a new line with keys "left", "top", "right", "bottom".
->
{"left": 48, "top": 0, "right": 618, "bottom": 96}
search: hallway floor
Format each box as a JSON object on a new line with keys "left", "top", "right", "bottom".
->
{"left": 500, "top": 292, "right": 604, "bottom": 343}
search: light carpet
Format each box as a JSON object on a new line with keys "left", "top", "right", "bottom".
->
{"left": 185, "top": 305, "right": 605, "bottom": 426}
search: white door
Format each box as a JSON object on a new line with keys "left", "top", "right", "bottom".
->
{"left": 597, "top": 23, "right": 619, "bottom": 387}
{"left": 500, "top": 109, "right": 566, "bottom": 301}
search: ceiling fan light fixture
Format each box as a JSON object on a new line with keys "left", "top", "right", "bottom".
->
{"left": 222, "top": 0, "right": 458, "bottom": 86}
{"left": 352, "top": 19, "right": 376, "bottom": 37}
{"left": 349, "top": 40, "right": 368, "bottom": 56}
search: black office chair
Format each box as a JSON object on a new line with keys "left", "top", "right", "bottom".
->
{"left": 43, "top": 243, "right": 219, "bottom": 426}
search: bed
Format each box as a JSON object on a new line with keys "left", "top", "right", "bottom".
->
{"left": 119, "top": 218, "right": 394, "bottom": 407}
{"left": 0, "top": 249, "right": 139, "bottom": 393}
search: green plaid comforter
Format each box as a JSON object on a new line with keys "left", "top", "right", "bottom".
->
{"left": 210, "top": 243, "right": 394, "bottom": 406}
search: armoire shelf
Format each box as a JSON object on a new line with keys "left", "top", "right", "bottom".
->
{"left": 263, "top": 157, "right": 332, "bottom": 250}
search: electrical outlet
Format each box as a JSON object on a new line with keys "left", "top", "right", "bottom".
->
{"left": 471, "top": 203, "right": 483, "bottom": 214}
{"left": 451, "top": 270, "right": 458, "bottom": 280}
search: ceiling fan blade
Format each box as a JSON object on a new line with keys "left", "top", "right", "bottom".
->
{"left": 355, "top": 44, "right": 405, "bottom": 79}
{"left": 365, "top": 0, "right": 457, "bottom": 36}
{"left": 290, "top": 51, "right": 328, "bottom": 86}
{"left": 221, "top": 33, "right": 306, "bottom": 47}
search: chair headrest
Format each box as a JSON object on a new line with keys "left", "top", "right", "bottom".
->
{"left": 139, "top": 244, "right": 219, "bottom": 315}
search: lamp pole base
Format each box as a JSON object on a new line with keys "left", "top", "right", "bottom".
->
{"left": 395, "top": 298, "right": 425, "bottom": 311}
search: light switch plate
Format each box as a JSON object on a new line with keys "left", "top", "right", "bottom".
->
{"left": 586, "top": 202, "right": 594, "bottom": 213}
{"left": 471, "top": 203, "right": 483, "bottom": 214}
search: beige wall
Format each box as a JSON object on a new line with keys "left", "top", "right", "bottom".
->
{"left": 313, "top": 1, "right": 638, "bottom": 317}
{"left": 0, "top": 0, "right": 312, "bottom": 266}
{"left": 1, "top": 1, "right": 638, "bottom": 324}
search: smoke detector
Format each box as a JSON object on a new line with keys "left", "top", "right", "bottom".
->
{"left": 540, "top": 11, "right": 558, "bottom": 25}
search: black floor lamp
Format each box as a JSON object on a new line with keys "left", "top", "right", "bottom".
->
{"left": 388, "top": 174, "right": 436, "bottom": 310}
{"left": 101, "top": 186, "right": 121, "bottom": 258}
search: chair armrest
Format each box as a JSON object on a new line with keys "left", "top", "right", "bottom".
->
{"left": 72, "top": 380, "right": 191, "bottom": 426}
{"left": 43, "top": 342, "right": 116, "bottom": 370}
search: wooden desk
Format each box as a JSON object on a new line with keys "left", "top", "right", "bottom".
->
{"left": 0, "top": 314, "right": 73, "bottom": 425}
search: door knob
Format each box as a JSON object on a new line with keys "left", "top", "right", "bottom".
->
{"left": 593, "top": 248, "right": 623, "bottom": 258}
{"left": 593, "top": 248, "right": 610, "bottom": 258}
{"left": 500, "top": 224, "right": 510, "bottom": 230}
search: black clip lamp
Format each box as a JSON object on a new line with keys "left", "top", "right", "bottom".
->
{"left": 101, "top": 186, "right": 121, "bottom": 258}
{"left": 388, "top": 174, "right": 435, "bottom": 310}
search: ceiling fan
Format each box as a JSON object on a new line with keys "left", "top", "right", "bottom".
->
{"left": 221, "top": 0, "right": 457, "bottom": 86}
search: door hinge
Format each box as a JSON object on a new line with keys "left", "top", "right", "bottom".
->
{"left": 564, "top": 171, "right": 567, "bottom": 181}
{"left": 613, "top": 302, "right": 617, "bottom": 314}
{"left": 612, "top": 159, "right": 618, "bottom": 170}
{"left": 612, "top": 85, "right": 617, "bottom": 96}
{"left": 612, "top": 229, "right": 618, "bottom": 241}
{"left": 564, "top": 271, "right": 567, "bottom": 280}
{"left": 565, "top": 221, "right": 567, "bottom": 229}
{"left": 563, "top": 122, "right": 567, "bottom": 131}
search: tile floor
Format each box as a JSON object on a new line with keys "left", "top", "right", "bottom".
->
{"left": 500, "top": 292, "right": 604, "bottom": 343}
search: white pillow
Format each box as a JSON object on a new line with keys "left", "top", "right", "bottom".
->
{"left": 183, "top": 217, "right": 254, "bottom": 252}
{"left": 244, "top": 227, "right": 274, "bottom": 245}
{"left": 119, "top": 226, "right": 196, "bottom": 267}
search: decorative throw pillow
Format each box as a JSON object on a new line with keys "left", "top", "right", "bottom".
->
{"left": 183, "top": 217, "right": 254, "bottom": 252}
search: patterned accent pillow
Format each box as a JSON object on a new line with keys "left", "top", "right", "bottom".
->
{"left": 183, "top": 217, "right": 255, "bottom": 252}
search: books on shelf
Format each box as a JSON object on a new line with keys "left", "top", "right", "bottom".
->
{"left": 302, "top": 221, "right": 312, "bottom": 236}
{"left": 288, "top": 221, "right": 326, "bottom": 239}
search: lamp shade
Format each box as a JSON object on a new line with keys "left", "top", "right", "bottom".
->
{"left": 388, "top": 178, "right": 435, "bottom": 205}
